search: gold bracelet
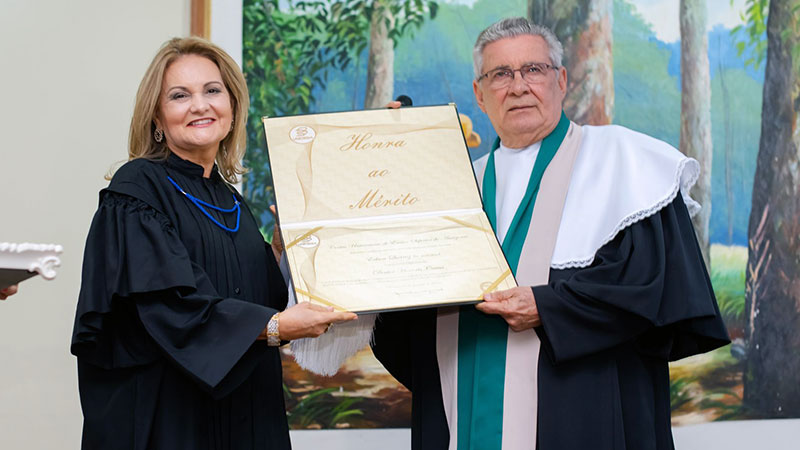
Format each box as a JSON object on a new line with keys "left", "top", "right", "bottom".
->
{"left": 267, "top": 312, "right": 281, "bottom": 347}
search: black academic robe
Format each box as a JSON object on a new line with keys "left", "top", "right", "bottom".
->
{"left": 71, "top": 153, "right": 291, "bottom": 450}
{"left": 371, "top": 196, "right": 730, "bottom": 450}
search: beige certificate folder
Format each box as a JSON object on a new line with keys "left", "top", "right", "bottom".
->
{"left": 263, "top": 104, "right": 516, "bottom": 313}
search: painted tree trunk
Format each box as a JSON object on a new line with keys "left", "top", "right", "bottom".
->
{"left": 679, "top": 0, "right": 713, "bottom": 268}
{"left": 744, "top": 0, "right": 800, "bottom": 416}
{"left": 364, "top": 3, "right": 394, "bottom": 109}
{"left": 528, "top": 0, "right": 614, "bottom": 125}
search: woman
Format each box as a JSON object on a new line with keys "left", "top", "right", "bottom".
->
{"left": 70, "top": 37, "right": 355, "bottom": 449}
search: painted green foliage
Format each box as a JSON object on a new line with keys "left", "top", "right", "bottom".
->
{"left": 285, "top": 385, "right": 364, "bottom": 428}
{"left": 732, "top": 0, "right": 770, "bottom": 68}
{"left": 733, "top": 0, "right": 800, "bottom": 70}
{"left": 243, "top": 0, "right": 335, "bottom": 232}
{"left": 242, "top": 0, "right": 436, "bottom": 229}
{"left": 291, "top": 0, "right": 438, "bottom": 51}
{"left": 292, "top": 0, "right": 437, "bottom": 108}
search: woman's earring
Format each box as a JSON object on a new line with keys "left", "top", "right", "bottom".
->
{"left": 230, "top": 119, "right": 235, "bottom": 132}
{"left": 154, "top": 128, "right": 164, "bottom": 143}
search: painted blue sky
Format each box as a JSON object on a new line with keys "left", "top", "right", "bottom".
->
{"left": 440, "top": 0, "right": 748, "bottom": 43}
{"left": 634, "top": 0, "right": 747, "bottom": 42}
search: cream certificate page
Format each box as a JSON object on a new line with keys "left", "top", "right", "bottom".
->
{"left": 263, "top": 104, "right": 516, "bottom": 313}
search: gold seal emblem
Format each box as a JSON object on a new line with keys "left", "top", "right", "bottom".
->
{"left": 289, "top": 125, "right": 316, "bottom": 144}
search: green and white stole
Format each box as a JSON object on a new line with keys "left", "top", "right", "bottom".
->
{"left": 436, "top": 113, "right": 583, "bottom": 450}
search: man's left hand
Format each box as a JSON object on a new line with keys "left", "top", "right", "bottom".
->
{"left": 476, "top": 286, "right": 540, "bottom": 331}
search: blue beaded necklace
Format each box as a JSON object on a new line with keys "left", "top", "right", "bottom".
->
{"left": 167, "top": 176, "right": 241, "bottom": 232}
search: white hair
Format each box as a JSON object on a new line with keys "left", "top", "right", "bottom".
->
{"left": 472, "top": 17, "right": 564, "bottom": 78}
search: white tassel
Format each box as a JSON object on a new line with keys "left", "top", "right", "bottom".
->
{"left": 283, "top": 275, "right": 377, "bottom": 376}
{"left": 290, "top": 314, "right": 377, "bottom": 376}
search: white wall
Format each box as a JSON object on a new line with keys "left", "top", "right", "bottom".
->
{"left": 0, "top": 1, "right": 189, "bottom": 448}
{"left": 211, "top": 0, "right": 243, "bottom": 66}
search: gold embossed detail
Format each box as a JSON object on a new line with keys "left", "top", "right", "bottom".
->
{"left": 294, "top": 288, "right": 346, "bottom": 311}
{"left": 478, "top": 269, "right": 513, "bottom": 299}
{"left": 286, "top": 227, "right": 323, "bottom": 250}
{"left": 443, "top": 216, "right": 488, "bottom": 232}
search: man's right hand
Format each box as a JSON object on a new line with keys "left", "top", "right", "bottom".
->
{"left": 386, "top": 101, "right": 402, "bottom": 109}
{"left": 476, "top": 286, "right": 540, "bottom": 331}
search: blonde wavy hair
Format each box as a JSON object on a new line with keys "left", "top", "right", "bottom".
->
{"left": 125, "top": 36, "right": 249, "bottom": 183}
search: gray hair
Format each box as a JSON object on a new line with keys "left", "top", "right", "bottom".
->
{"left": 472, "top": 17, "right": 564, "bottom": 78}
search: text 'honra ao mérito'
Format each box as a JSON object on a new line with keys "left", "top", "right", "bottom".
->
{"left": 339, "top": 133, "right": 407, "bottom": 151}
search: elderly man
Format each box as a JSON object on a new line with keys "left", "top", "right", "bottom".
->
{"left": 372, "top": 17, "right": 729, "bottom": 450}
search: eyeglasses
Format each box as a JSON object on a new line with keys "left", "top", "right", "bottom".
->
{"left": 477, "top": 62, "right": 559, "bottom": 89}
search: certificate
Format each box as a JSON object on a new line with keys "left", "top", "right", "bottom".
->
{"left": 262, "top": 105, "right": 516, "bottom": 313}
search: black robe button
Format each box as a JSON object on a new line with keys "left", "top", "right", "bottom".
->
{"left": 234, "top": 287, "right": 241, "bottom": 294}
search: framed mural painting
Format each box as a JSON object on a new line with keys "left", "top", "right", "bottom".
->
{"left": 204, "top": 0, "right": 800, "bottom": 447}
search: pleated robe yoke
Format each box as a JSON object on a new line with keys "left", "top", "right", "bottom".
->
{"left": 435, "top": 122, "right": 584, "bottom": 450}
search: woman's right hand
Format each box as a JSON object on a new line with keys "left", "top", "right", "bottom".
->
{"left": 268, "top": 205, "right": 283, "bottom": 262}
{"left": 277, "top": 302, "right": 357, "bottom": 340}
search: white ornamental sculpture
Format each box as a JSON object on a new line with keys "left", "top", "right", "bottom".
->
{"left": 0, "top": 242, "right": 63, "bottom": 289}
